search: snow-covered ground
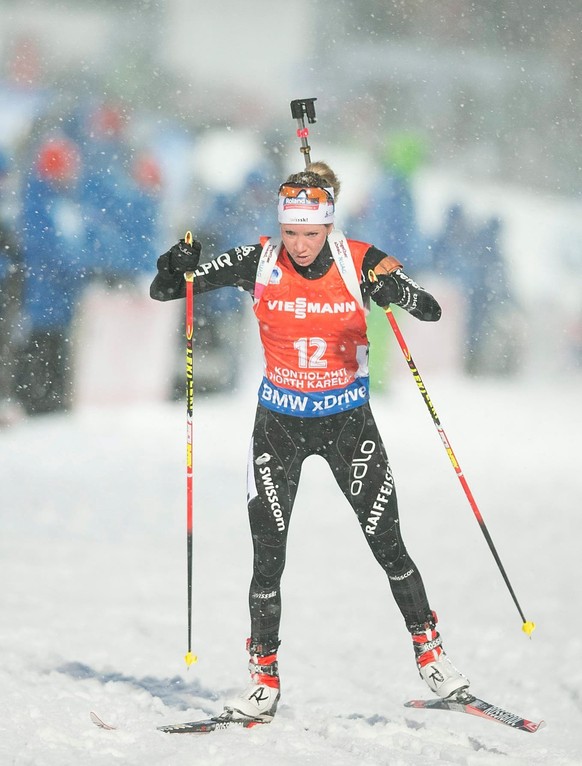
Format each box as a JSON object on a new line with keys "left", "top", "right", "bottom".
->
{"left": 2, "top": 367, "right": 581, "bottom": 765}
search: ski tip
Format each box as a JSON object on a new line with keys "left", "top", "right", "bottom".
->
{"left": 522, "top": 621, "right": 536, "bottom": 637}
{"left": 529, "top": 719, "right": 546, "bottom": 733}
{"left": 90, "top": 711, "right": 117, "bottom": 730}
{"left": 184, "top": 651, "right": 198, "bottom": 667}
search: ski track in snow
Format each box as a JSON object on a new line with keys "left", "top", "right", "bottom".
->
{"left": 1, "top": 375, "right": 581, "bottom": 765}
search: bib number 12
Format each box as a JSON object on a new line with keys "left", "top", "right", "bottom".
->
{"left": 293, "top": 337, "right": 328, "bottom": 369}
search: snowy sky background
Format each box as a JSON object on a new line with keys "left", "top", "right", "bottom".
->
{"left": 1, "top": 1, "right": 582, "bottom": 764}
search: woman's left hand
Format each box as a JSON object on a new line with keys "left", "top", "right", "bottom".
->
{"left": 369, "top": 269, "right": 442, "bottom": 322}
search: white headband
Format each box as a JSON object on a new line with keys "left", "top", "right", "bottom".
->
{"left": 277, "top": 186, "right": 335, "bottom": 225}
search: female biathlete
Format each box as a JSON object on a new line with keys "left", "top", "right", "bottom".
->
{"left": 150, "top": 161, "right": 469, "bottom": 723}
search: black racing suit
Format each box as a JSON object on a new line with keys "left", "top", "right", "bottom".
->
{"left": 151, "top": 239, "right": 438, "bottom": 654}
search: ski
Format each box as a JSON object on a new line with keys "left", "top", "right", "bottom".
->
{"left": 90, "top": 709, "right": 268, "bottom": 734}
{"left": 404, "top": 691, "right": 545, "bottom": 733}
{"left": 158, "top": 710, "right": 267, "bottom": 733}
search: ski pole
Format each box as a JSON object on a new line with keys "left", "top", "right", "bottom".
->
{"left": 184, "top": 231, "right": 198, "bottom": 667}
{"left": 373, "top": 291, "right": 535, "bottom": 636}
{"left": 290, "top": 98, "right": 317, "bottom": 168}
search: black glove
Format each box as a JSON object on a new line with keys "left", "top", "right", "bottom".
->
{"left": 165, "top": 237, "right": 202, "bottom": 274}
{"left": 369, "top": 269, "right": 442, "bottom": 321}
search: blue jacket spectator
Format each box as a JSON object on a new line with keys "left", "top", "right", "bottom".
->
{"left": 113, "top": 152, "right": 163, "bottom": 280}
{"left": 16, "top": 134, "right": 87, "bottom": 413}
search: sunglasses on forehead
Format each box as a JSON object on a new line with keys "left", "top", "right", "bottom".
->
{"left": 278, "top": 183, "right": 334, "bottom": 204}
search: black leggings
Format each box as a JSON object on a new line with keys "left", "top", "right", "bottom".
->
{"left": 247, "top": 403, "right": 433, "bottom": 652}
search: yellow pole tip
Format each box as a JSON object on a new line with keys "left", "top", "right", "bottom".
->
{"left": 184, "top": 652, "right": 198, "bottom": 666}
{"left": 522, "top": 621, "right": 536, "bottom": 637}
{"left": 185, "top": 230, "right": 193, "bottom": 245}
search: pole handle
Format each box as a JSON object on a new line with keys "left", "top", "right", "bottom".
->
{"left": 184, "top": 230, "right": 194, "bottom": 284}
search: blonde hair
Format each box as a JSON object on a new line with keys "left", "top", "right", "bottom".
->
{"left": 285, "top": 160, "right": 341, "bottom": 200}
{"left": 306, "top": 161, "right": 341, "bottom": 200}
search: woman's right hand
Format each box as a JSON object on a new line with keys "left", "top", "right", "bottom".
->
{"left": 166, "top": 237, "right": 202, "bottom": 274}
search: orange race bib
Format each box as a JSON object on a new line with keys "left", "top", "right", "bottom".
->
{"left": 253, "top": 241, "right": 370, "bottom": 417}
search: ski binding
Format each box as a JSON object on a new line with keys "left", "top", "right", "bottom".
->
{"left": 157, "top": 709, "right": 267, "bottom": 733}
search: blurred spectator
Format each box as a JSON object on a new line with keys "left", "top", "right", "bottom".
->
{"left": 118, "top": 151, "right": 164, "bottom": 279}
{"left": 16, "top": 134, "right": 88, "bottom": 414}
{"left": 345, "top": 134, "right": 432, "bottom": 392}
{"left": 0, "top": 148, "right": 24, "bottom": 426}
{"left": 466, "top": 216, "right": 523, "bottom": 375}
{"left": 432, "top": 203, "right": 474, "bottom": 284}
{"left": 80, "top": 102, "right": 134, "bottom": 282}
{"left": 78, "top": 102, "right": 162, "bottom": 285}
{"left": 171, "top": 164, "right": 275, "bottom": 396}
{"left": 432, "top": 206, "right": 522, "bottom": 375}
{"left": 347, "top": 132, "right": 431, "bottom": 271}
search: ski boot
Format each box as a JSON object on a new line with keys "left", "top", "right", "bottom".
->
{"left": 411, "top": 613, "right": 469, "bottom": 699}
{"left": 224, "top": 640, "right": 280, "bottom": 723}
